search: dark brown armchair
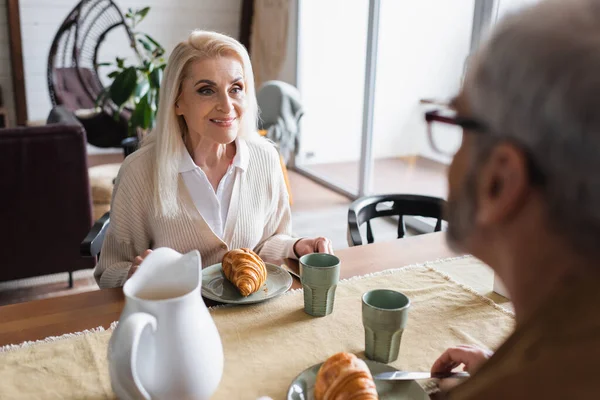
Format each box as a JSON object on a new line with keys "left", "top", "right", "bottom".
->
{"left": 0, "top": 124, "right": 95, "bottom": 286}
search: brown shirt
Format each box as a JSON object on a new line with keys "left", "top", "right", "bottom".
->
{"left": 449, "top": 276, "right": 600, "bottom": 399}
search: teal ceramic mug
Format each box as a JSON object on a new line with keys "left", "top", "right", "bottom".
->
{"left": 299, "top": 253, "right": 340, "bottom": 317}
{"left": 362, "top": 289, "right": 410, "bottom": 363}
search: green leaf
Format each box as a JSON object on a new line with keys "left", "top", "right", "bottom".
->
{"left": 136, "top": 7, "right": 150, "bottom": 23}
{"left": 130, "top": 93, "right": 151, "bottom": 130}
{"left": 109, "top": 67, "right": 138, "bottom": 107}
{"left": 143, "top": 34, "right": 163, "bottom": 52}
{"left": 137, "top": 38, "right": 152, "bottom": 52}
{"left": 135, "top": 80, "right": 150, "bottom": 100}
{"left": 107, "top": 70, "right": 120, "bottom": 78}
{"left": 143, "top": 99, "right": 152, "bottom": 129}
{"left": 149, "top": 67, "right": 162, "bottom": 89}
{"left": 96, "top": 62, "right": 112, "bottom": 67}
{"left": 116, "top": 57, "right": 125, "bottom": 69}
{"left": 148, "top": 89, "right": 158, "bottom": 113}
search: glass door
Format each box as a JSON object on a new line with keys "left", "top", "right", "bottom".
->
{"left": 293, "top": 0, "right": 370, "bottom": 199}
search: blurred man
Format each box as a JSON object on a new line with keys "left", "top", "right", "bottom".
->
{"left": 425, "top": 0, "right": 600, "bottom": 398}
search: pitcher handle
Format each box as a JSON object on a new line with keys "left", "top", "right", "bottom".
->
{"left": 119, "top": 312, "right": 157, "bottom": 400}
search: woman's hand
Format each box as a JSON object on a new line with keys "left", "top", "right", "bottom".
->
{"left": 432, "top": 344, "right": 492, "bottom": 375}
{"left": 127, "top": 249, "right": 153, "bottom": 279}
{"left": 293, "top": 237, "right": 334, "bottom": 257}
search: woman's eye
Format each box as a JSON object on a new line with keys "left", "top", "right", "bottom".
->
{"left": 198, "top": 87, "right": 214, "bottom": 95}
{"left": 230, "top": 86, "right": 243, "bottom": 94}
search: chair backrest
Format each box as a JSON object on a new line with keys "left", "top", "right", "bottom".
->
{"left": 256, "top": 80, "right": 304, "bottom": 163}
{"left": 347, "top": 194, "right": 446, "bottom": 246}
{"left": 0, "top": 125, "right": 95, "bottom": 282}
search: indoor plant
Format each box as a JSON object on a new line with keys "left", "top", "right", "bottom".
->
{"left": 96, "top": 7, "right": 166, "bottom": 153}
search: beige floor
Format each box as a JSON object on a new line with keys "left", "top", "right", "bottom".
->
{"left": 0, "top": 156, "right": 448, "bottom": 305}
{"left": 301, "top": 156, "right": 448, "bottom": 198}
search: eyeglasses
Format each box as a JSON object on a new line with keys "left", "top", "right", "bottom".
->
{"left": 424, "top": 108, "right": 488, "bottom": 156}
{"left": 424, "top": 108, "right": 546, "bottom": 185}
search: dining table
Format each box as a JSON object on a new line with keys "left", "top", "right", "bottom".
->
{"left": 0, "top": 232, "right": 504, "bottom": 347}
{"left": 0, "top": 232, "right": 514, "bottom": 399}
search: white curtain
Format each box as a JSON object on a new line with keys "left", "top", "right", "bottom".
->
{"left": 250, "top": 0, "right": 290, "bottom": 88}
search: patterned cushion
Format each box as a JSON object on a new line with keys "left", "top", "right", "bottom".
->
{"left": 88, "top": 163, "right": 121, "bottom": 205}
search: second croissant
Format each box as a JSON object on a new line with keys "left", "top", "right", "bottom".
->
{"left": 314, "top": 352, "right": 379, "bottom": 400}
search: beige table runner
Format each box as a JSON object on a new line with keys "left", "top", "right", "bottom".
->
{"left": 0, "top": 257, "right": 514, "bottom": 399}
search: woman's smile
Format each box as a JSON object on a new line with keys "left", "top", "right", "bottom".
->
{"left": 209, "top": 117, "right": 236, "bottom": 128}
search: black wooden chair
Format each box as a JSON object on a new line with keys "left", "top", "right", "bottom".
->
{"left": 347, "top": 194, "right": 446, "bottom": 246}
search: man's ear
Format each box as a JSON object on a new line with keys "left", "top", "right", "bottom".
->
{"left": 475, "top": 143, "right": 530, "bottom": 226}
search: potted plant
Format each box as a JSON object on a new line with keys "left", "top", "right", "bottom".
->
{"left": 96, "top": 7, "right": 166, "bottom": 156}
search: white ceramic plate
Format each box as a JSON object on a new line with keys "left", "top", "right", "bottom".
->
{"left": 287, "top": 359, "right": 429, "bottom": 400}
{"left": 202, "top": 262, "right": 293, "bottom": 304}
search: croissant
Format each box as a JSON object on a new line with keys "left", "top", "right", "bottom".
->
{"left": 221, "top": 248, "right": 267, "bottom": 296}
{"left": 314, "top": 353, "right": 379, "bottom": 400}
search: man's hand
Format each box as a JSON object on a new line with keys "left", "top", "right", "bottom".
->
{"left": 431, "top": 345, "right": 492, "bottom": 392}
{"left": 431, "top": 344, "right": 492, "bottom": 375}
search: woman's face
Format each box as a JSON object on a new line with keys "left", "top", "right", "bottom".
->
{"left": 176, "top": 55, "right": 246, "bottom": 144}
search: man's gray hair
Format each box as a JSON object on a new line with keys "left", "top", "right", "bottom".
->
{"left": 466, "top": 0, "right": 600, "bottom": 253}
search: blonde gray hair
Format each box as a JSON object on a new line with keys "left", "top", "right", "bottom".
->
{"left": 144, "top": 30, "right": 259, "bottom": 218}
{"left": 465, "top": 0, "right": 600, "bottom": 253}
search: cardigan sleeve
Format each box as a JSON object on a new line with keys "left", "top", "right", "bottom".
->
{"left": 93, "top": 160, "right": 152, "bottom": 288}
{"left": 253, "top": 149, "right": 298, "bottom": 264}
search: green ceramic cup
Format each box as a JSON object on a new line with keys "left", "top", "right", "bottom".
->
{"left": 299, "top": 253, "right": 340, "bottom": 317}
{"left": 362, "top": 289, "right": 410, "bottom": 363}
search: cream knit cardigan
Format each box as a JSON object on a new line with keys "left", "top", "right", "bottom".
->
{"left": 94, "top": 139, "right": 297, "bottom": 288}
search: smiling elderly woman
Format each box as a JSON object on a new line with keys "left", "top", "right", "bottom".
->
{"left": 94, "top": 30, "right": 332, "bottom": 288}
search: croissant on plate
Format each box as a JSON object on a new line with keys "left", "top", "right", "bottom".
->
{"left": 221, "top": 248, "right": 267, "bottom": 296}
{"left": 314, "top": 352, "right": 379, "bottom": 400}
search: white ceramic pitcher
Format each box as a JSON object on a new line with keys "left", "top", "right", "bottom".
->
{"left": 108, "top": 248, "right": 223, "bottom": 400}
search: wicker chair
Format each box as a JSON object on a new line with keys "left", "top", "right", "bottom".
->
{"left": 47, "top": 0, "right": 137, "bottom": 148}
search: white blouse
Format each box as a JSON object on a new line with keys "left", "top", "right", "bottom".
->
{"left": 179, "top": 137, "right": 297, "bottom": 258}
{"left": 179, "top": 137, "right": 248, "bottom": 238}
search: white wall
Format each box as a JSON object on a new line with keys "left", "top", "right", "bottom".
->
{"left": 297, "top": 0, "right": 368, "bottom": 165}
{"left": 375, "top": 0, "right": 474, "bottom": 164}
{"left": 297, "top": 0, "right": 473, "bottom": 165}
{"left": 18, "top": 0, "right": 242, "bottom": 123}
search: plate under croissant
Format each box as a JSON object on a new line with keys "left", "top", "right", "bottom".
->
{"left": 287, "top": 359, "right": 429, "bottom": 400}
{"left": 202, "top": 263, "right": 293, "bottom": 304}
